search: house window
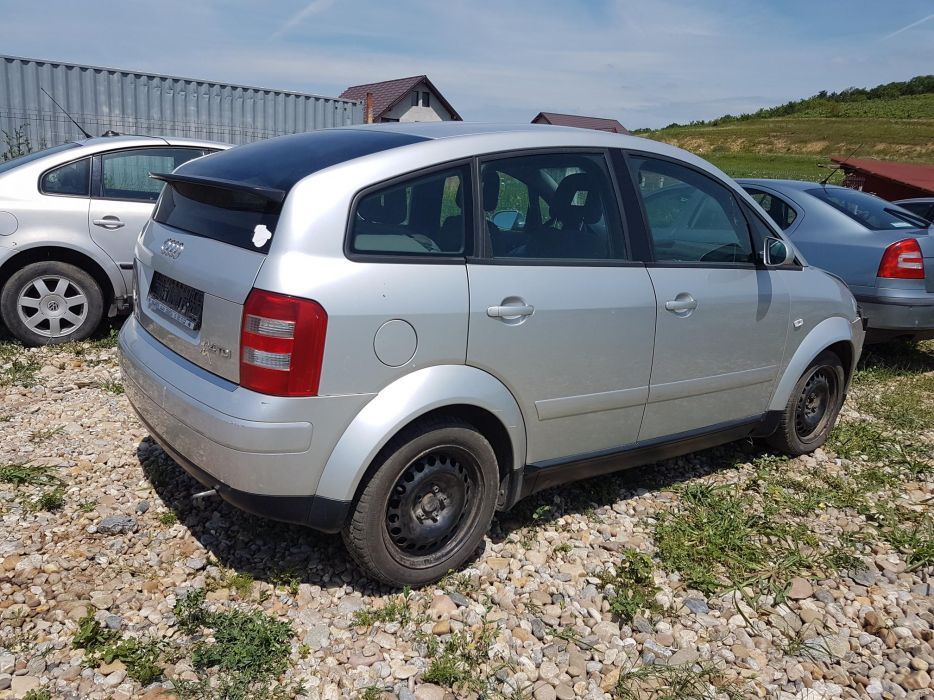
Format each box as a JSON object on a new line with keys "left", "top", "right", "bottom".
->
{"left": 422, "top": 92, "right": 431, "bottom": 108}
{"left": 411, "top": 92, "right": 419, "bottom": 107}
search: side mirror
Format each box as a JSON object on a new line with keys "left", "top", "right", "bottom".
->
{"left": 763, "top": 237, "right": 795, "bottom": 267}
{"left": 491, "top": 209, "right": 521, "bottom": 231}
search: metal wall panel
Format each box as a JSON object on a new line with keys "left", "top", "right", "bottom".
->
{"left": 0, "top": 55, "right": 364, "bottom": 148}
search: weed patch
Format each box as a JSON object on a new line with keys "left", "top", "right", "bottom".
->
{"left": 596, "top": 550, "right": 662, "bottom": 622}
{"left": 73, "top": 612, "right": 163, "bottom": 684}
{"left": 353, "top": 589, "right": 413, "bottom": 628}
{"left": 1, "top": 357, "right": 41, "bottom": 387}
{"left": 614, "top": 661, "right": 741, "bottom": 700}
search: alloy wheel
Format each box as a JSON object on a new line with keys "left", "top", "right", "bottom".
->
{"left": 16, "top": 275, "right": 89, "bottom": 339}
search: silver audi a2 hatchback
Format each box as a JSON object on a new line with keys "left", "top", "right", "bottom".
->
{"left": 120, "top": 123, "right": 865, "bottom": 585}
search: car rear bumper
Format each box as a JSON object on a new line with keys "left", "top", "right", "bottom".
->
{"left": 118, "top": 316, "right": 369, "bottom": 531}
{"left": 856, "top": 296, "right": 934, "bottom": 340}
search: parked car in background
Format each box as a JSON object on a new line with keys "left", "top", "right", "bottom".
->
{"left": 894, "top": 197, "right": 934, "bottom": 223}
{"left": 739, "top": 180, "right": 934, "bottom": 343}
{"left": 0, "top": 135, "right": 227, "bottom": 345}
{"left": 120, "top": 123, "right": 864, "bottom": 586}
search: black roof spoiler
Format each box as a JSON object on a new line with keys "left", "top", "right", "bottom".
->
{"left": 150, "top": 172, "right": 286, "bottom": 204}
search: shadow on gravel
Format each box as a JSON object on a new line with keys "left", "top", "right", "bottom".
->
{"left": 135, "top": 438, "right": 379, "bottom": 594}
{"left": 492, "top": 438, "right": 770, "bottom": 543}
{"left": 137, "top": 433, "right": 771, "bottom": 593}
{"left": 857, "top": 339, "right": 934, "bottom": 375}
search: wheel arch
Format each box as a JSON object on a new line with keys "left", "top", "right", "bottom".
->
{"left": 769, "top": 316, "right": 860, "bottom": 412}
{"left": 314, "top": 365, "right": 527, "bottom": 506}
{"left": 0, "top": 245, "right": 123, "bottom": 309}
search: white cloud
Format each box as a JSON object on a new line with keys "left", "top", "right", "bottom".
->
{"left": 272, "top": 0, "right": 337, "bottom": 38}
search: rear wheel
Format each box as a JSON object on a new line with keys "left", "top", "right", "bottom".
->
{"left": 1, "top": 261, "right": 104, "bottom": 346}
{"left": 767, "top": 351, "right": 845, "bottom": 456}
{"left": 342, "top": 417, "right": 499, "bottom": 587}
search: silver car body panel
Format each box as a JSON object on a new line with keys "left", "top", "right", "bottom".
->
{"left": 119, "top": 123, "right": 864, "bottom": 525}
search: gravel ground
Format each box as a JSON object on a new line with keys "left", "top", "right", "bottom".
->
{"left": 0, "top": 336, "right": 931, "bottom": 700}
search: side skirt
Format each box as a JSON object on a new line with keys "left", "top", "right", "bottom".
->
{"left": 518, "top": 413, "right": 779, "bottom": 500}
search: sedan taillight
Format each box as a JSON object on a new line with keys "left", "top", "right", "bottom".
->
{"left": 877, "top": 238, "right": 924, "bottom": 280}
{"left": 240, "top": 289, "right": 327, "bottom": 396}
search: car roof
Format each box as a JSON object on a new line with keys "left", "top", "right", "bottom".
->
{"left": 894, "top": 197, "right": 934, "bottom": 204}
{"left": 72, "top": 134, "right": 229, "bottom": 150}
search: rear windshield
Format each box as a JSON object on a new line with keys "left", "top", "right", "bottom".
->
{"left": 153, "top": 182, "right": 281, "bottom": 254}
{"left": 807, "top": 187, "right": 931, "bottom": 231}
{"left": 0, "top": 143, "right": 80, "bottom": 175}
{"left": 152, "top": 128, "right": 428, "bottom": 252}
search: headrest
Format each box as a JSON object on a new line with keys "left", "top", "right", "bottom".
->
{"left": 551, "top": 172, "right": 602, "bottom": 227}
{"left": 358, "top": 188, "right": 407, "bottom": 225}
{"left": 482, "top": 170, "right": 500, "bottom": 212}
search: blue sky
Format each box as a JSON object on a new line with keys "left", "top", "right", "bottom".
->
{"left": 2, "top": 0, "right": 932, "bottom": 128}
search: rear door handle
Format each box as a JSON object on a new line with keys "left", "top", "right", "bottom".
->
{"left": 93, "top": 216, "right": 125, "bottom": 229}
{"left": 664, "top": 295, "right": 697, "bottom": 313}
{"left": 487, "top": 304, "right": 534, "bottom": 318}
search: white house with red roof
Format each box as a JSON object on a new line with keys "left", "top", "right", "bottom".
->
{"left": 340, "top": 75, "right": 462, "bottom": 123}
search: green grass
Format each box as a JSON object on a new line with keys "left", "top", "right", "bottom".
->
{"left": 352, "top": 590, "right": 413, "bottom": 628}
{"left": 0, "top": 463, "right": 62, "bottom": 487}
{"left": 29, "top": 426, "right": 62, "bottom": 444}
{"left": 1, "top": 357, "right": 41, "bottom": 387}
{"left": 421, "top": 622, "right": 498, "bottom": 692}
{"left": 98, "top": 380, "right": 124, "bottom": 394}
{"left": 22, "top": 690, "right": 52, "bottom": 700}
{"left": 158, "top": 511, "right": 178, "bottom": 526}
{"left": 614, "top": 662, "right": 742, "bottom": 700}
{"left": 595, "top": 550, "right": 662, "bottom": 623}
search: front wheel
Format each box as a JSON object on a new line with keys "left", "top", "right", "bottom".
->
{"left": 342, "top": 417, "right": 500, "bottom": 587}
{"left": 1, "top": 261, "right": 104, "bottom": 346}
{"left": 767, "top": 350, "right": 845, "bottom": 456}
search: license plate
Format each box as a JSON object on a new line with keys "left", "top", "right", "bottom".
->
{"left": 148, "top": 272, "right": 203, "bottom": 331}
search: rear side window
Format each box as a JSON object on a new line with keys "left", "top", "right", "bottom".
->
{"left": 101, "top": 148, "right": 207, "bottom": 202}
{"left": 744, "top": 187, "right": 798, "bottom": 230}
{"left": 153, "top": 182, "right": 280, "bottom": 254}
{"left": 40, "top": 158, "right": 91, "bottom": 197}
{"left": 350, "top": 165, "right": 471, "bottom": 256}
{"left": 631, "top": 156, "right": 754, "bottom": 264}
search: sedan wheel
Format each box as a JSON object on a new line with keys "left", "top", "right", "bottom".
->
{"left": 17, "top": 274, "right": 89, "bottom": 339}
{"left": 1, "top": 261, "right": 104, "bottom": 346}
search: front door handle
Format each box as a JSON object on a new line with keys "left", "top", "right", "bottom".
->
{"left": 93, "top": 216, "right": 125, "bottom": 229}
{"left": 664, "top": 294, "right": 697, "bottom": 313}
{"left": 487, "top": 304, "right": 534, "bottom": 319}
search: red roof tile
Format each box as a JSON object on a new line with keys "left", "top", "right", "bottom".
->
{"left": 831, "top": 157, "right": 934, "bottom": 195}
{"left": 340, "top": 75, "right": 462, "bottom": 121}
{"left": 532, "top": 112, "right": 629, "bottom": 134}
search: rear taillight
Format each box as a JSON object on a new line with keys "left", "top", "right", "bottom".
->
{"left": 240, "top": 289, "right": 327, "bottom": 396}
{"left": 878, "top": 238, "right": 924, "bottom": 280}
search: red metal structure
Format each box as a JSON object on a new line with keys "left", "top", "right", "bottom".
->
{"left": 832, "top": 157, "right": 934, "bottom": 200}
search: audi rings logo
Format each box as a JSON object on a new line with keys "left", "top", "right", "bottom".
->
{"left": 160, "top": 239, "right": 184, "bottom": 259}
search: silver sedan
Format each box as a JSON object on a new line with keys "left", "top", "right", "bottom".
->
{"left": 739, "top": 179, "right": 934, "bottom": 342}
{"left": 0, "top": 135, "right": 227, "bottom": 345}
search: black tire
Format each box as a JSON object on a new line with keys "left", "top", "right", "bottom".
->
{"left": 342, "top": 417, "right": 500, "bottom": 587}
{"left": 1, "top": 261, "right": 104, "bottom": 346}
{"left": 767, "top": 350, "right": 845, "bottom": 456}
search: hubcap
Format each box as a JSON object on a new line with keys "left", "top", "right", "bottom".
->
{"left": 794, "top": 368, "right": 835, "bottom": 441}
{"left": 17, "top": 275, "right": 88, "bottom": 338}
{"left": 385, "top": 448, "right": 479, "bottom": 561}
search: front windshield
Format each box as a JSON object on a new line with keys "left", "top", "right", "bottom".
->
{"left": 807, "top": 187, "right": 931, "bottom": 231}
{"left": 0, "top": 143, "right": 80, "bottom": 175}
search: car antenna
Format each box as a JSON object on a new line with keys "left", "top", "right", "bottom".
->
{"left": 820, "top": 142, "right": 862, "bottom": 186}
{"left": 40, "top": 87, "right": 93, "bottom": 139}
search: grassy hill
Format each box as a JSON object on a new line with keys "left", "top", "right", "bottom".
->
{"left": 638, "top": 83, "right": 934, "bottom": 182}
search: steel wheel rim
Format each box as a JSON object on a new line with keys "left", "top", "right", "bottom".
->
{"left": 383, "top": 445, "right": 483, "bottom": 567}
{"left": 794, "top": 367, "right": 836, "bottom": 442}
{"left": 16, "top": 275, "right": 89, "bottom": 339}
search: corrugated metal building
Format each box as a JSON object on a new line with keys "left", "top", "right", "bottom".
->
{"left": 0, "top": 55, "right": 365, "bottom": 147}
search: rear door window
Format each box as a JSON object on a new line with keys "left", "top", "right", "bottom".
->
{"left": 100, "top": 148, "right": 207, "bottom": 202}
{"left": 630, "top": 155, "right": 754, "bottom": 264}
{"left": 480, "top": 151, "right": 627, "bottom": 261}
{"left": 349, "top": 165, "right": 472, "bottom": 257}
